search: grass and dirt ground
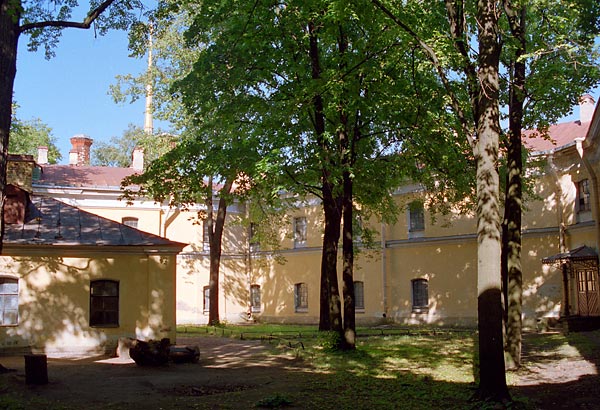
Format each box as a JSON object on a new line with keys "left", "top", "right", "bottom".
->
{"left": 0, "top": 325, "right": 599, "bottom": 409}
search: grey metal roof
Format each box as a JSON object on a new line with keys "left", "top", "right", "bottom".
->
{"left": 542, "top": 245, "right": 598, "bottom": 264}
{"left": 4, "top": 196, "right": 185, "bottom": 249}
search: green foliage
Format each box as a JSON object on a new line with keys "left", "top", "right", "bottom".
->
{"left": 317, "top": 330, "right": 344, "bottom": 351}
{"left": 20, "top": 0, "right": 147, "bottom": 59}
{"left": 91, "top": 124, "right": 176, "bottom": 167}
{"left": 9, "top": 104, "right": 61, "bottom": 164}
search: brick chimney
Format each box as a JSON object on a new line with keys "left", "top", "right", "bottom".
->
{"left": 131, "top": 147, "right": 144, "bottom": 171}
{"left": 37, "top": 146, "right": 48, "bottom": 165}
{"left": 580, "top": 94, "right": 596, "bottom": 123}
{"left": 69, "top": 135, "right": 93, "bottom": 166}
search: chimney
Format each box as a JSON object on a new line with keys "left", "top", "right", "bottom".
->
{"left": 131, "top": 147, "right": 144, "bottom": 171}
{"left": 580, "top": 94, "right": 596, "bottom": 123}
{"left": 69, "top": 135, "right": 93, "bottom": 166}
{"left": 37, "top": 146, "right": 48, "bottom": 165}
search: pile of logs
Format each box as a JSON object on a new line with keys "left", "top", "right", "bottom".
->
{"left": 126, "top": 338, "right": 200, "bottom": 366}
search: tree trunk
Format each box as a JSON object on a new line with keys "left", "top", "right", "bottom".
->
{"left": 308, "top": 19, "right": 343, "bottom": 332}
{"left": 342, "top": 167, "right": 355, "bottom": 349}
{"left": 502, "top": 0, "right": 525, "bottom": 370}
{"left": 0, "top": 0, "right": 21, "bottom": 255}
{"left": 474, "top": 0, "right": 510, "bottom": 402}
{"left": 207, "top": 177, "right": 232, "bottom": 326}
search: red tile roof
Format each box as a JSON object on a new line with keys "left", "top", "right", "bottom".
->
{"left": 36, "top": 165, "right": 139, "bottom": 188}
{"left": 523, "top": 120, "right": 591, "bottom": 152}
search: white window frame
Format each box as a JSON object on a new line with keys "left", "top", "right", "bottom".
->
{"left": 294, "top": 217, "right": 307, "bottom": 248}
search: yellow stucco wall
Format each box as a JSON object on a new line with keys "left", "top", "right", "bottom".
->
{"left": 0, "top": 249, "right": 177, "bottom": 357}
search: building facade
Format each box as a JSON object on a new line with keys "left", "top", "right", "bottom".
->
{"left": 25, "top": 97, "right": 600, "bottom": 330}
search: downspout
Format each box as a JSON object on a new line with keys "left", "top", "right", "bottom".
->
{"left": 547, "top": 153, "right": 569, "bottom": 316}
{"left": 381, "top": 222, "right": 387, "bottom": 319}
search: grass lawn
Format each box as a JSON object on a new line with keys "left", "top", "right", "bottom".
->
{"left": 177, "top": 324, "right": 526, "bottom": 409}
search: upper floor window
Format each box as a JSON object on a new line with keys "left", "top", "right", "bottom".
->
{"left": 409, "top": 201, "right": 425, "bottom": 232}
{"left": 294, "top": 282, "right": 308, "bottom": 312}
{"left": 249, "top": 223, "right": 260, "bottom": 252}
{"left": 90, "top": 280, "right": 119, "bottom": 327}
{"left": 0, "top": 277, "right": 18, "bottom": 326}
{"left": 203, "top": 220, "right": 210, "bottom": 252}
{"left": 578, "top": 179, "right": 591, "bottom": 212}
{"left": 122, "top": 217, "right": 138, "bottom": 229}
{"left": 250, "top": 284, "right": 261, "bottom": 313}
{"left": 294, "top": 217, "right": 307, "bottom": 248}
{"left": 411, "top": 278, "right": 429, "bottom": 313}
{"left": 354, "top": 281, "right": 365, "bottom": 311}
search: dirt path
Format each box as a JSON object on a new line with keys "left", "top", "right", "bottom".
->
{"left": 1, "top": 333, "right": 599, "bottom": 409}
{"left": 0, "top": 336, "right": 309, "bottom": 409}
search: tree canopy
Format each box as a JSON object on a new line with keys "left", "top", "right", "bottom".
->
{"left": 9, "top": 104, "right": 61, "bottom": 163}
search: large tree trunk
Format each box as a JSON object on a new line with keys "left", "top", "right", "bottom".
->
{"left": 0, "top": 0, "right": 21, "bottom": 255}
{"left": 502, "top": 0, "right": 525, "bottom": 370}
{"left": 337, "top": 23, "right": 355, "bottom": 349}
{"left": 321, "top": 183, "right": 343, "bottom": 333}
{"left": 341, "top": 167, "right": 355, "bottom": 349}
{"left": 474, "top": 0, "right": 510, "bottom": 402}
{"left": 308, "top": 19, "right": 343, "bottom": 332}
{"left": 207, "top": 177, "right": 233, "bottom": 326}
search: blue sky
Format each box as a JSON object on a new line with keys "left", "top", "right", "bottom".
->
{"left": 12, "top": 20, "right": 600, "bottom": 165}
{"left": 14, "top": 27, "right": 151, "bottom": 164}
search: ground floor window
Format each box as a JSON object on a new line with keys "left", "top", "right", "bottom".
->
{"left": 411, "top": 278, "right": 429, "bottom": 313}
{"left": 0, "top": 277, "right": 18, "bottom": 326}
{"left": 354, "top": 281, "right": 365, "bottom": 311}
{"left": 294, "top": 283, "right": 308, "bottom": 312}
{"left": 90, "top": 280, "right": 119, "bottom": 327}
{"left": 203, "top": 286, "right": 210, "bottom": 314}
{"left": 250, "top": 284, "right": 261, "bottom": 313}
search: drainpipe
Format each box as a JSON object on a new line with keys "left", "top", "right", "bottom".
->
{"left": 547, "top": 153, "right": 569, "bottom": 316}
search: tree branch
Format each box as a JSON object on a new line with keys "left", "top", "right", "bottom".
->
{"left": 19, "top": 0, "right": 117, "bottom": 33}
{"left": 371, "top": 0, "right": 475, "bottom": 147}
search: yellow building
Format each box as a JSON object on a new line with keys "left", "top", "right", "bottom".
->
{"left": 25, "top": 96, "right": 600, "bottom": 331}
{"left": 0, "top": 153, "right": 185, "bottom": 357}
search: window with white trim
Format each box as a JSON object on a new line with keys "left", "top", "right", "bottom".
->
{"left": 90, "top": 280, "right": 119, "bottom": 327}
{"left": 411, "top": 278, "right": 429, "bottom": 313}
{"left": 354, "top": 281, "right": 365, "bottom": 311}
{"left": 0, "top": 278, "right": 18, "bottom": 326}
{"left": 294, "top": 283, "right": 308, "bottom": 312}
{"left": 203, "top": 221, "right": 210, "bottom": 252}
{"left": 294, "top": 217, "right": 307, "bottom": 248}
{"left": 578, "top": 179, "right": 591, "bottom": 212}
{"left": 250, "top": 284, "right": 261, "bottom": 313}
{"left": 122, "top": 217, "right": 138, "bottom": 228}
{"left": 203, "top": 286, "right": 210, "bottom": 314}
{"left": 409, "top": 201, "right": 425, "bottom": 232}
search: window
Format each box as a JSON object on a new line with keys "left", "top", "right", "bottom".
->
{"left": 354, "top": 281, "right": 365, "bottom": 311}
{"left": 294, "top": 283, "right": 308, "bottom": 312}
{"left": 0, "top": 278, "right": 18, "bottom": 326}
{"left": 203, "top": 286, "right": 210, "bottom": 314}
{"left": 578, "top": 179, "right": 591, "bottom": 212}
{"left": 411, "top": 278, "right": 429, "bottom": 313}
{"left": 249, "top": 223, "right": 259, "bottom": 252}
{"left": 250, "top": 284, "right": 261, "bottom": 313}
{"left": 90, "top": 280, "right": 119, "bottom": 327}
{"left": 122, "top": 217, "right": 138, "bottom": 228}
{"left": 409, "top": 201, "right": 425, "bottom": 232}
{"left": 294, "top": 217, "right": 307, "bottom": 248}
{"left": 203, "top": 220, "right": 210, "bottom": 252}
